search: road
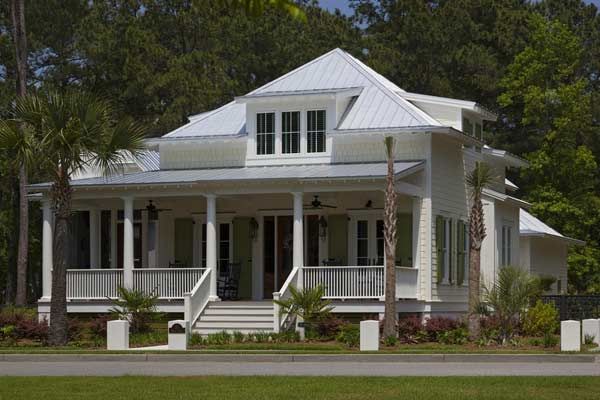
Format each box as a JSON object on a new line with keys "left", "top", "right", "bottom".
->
{"left": 1, "top": 361, "right": 599, "bottom": 376}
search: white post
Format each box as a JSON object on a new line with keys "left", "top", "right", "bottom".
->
{"left": 110, "top": 208, "right": 117, "bottom": 269}
{"left": 292, "top": 192, "right": 304, "bottom": 287}
{"left": 89, "top": 209, "right": 100, "bottom": 269}
{"left": 192, "top": 216, "right": 200, "bottom": 268}
{"left": 206, "top": 194, "right": 219, "bottom": 300}
{"left": 122, "top": 196, "right": 134, "bottom": 288}
{"left": 41, "top": 201, "right": 53, "bottom": 299}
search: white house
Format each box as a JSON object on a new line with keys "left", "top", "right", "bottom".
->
{"left": 31, "top": 48, "right": 581, "bottom": 333}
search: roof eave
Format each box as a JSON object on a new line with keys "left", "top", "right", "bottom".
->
{"left": 520, "top": 231, "right": 585, "bottom": 246}
{"left": 483, "top": 147, "right": 529, "bottom": 168}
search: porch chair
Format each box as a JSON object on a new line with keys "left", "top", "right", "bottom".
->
{"left": 223, "top": 262, "right": 242, "bottom": 300}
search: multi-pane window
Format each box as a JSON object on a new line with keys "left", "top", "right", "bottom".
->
{"left": 457, "top": 220, "right": 468, "bottom": 285}
{"left": 282, "top": 111, "right": 300, "bottom": 154}
{"left": 307, "top": 110, "right": 326, "bottom": 153}
{"left": 219, "top": 223, "right": 230, "bottom": 276}
{"left": 376, "top": 220, "right": 384, "bottom": 265}
{"left": 501, "top": 225, "right": 512, "bottom": 266}
{"left": 356, "top": 220, "right": 369, "bottom": 266}
{"left": 256, "top": 112, "right": 275, "bottom": 155}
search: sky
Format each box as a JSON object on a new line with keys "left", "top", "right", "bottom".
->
{"left": 319, "top": 0, "right": 600, "bottom": 15}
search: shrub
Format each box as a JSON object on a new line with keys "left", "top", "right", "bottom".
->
{"left": 206, "top": 330, "right": 232, "bottom": 345}
{"left": 478, "top": 315, "right": 503, "bottom": 345}
{"left": 232, "top": 331, "right": 245, "bottom": 343}
{"left": 438, "top": 327, "right": 469, "bottom": 345}
{"left": 274, "top": 285, "right": 334, "bottom": 328}
{"left": 523, "top": 300, "right": 559, "bottom": 337}
{"left": 543, "top": 332, "right": 559, "bottom": 348}
{"left": 424, "top": 317, "right": 462, "bottom": 342}
{"left": 384, "top": 335, "right": 398, "bottom": 347}
{"left": 274, "top": 330, "right": 300, "bottom": 343}
{"left": 189, "top": 333, "right": 204, "bottom": 346}
{"left": 67, "top": 318, "right": 85, "bottom": 341}
{"left": 251, "top": 331, "right": 273, "bottom": 343}
{"left": 0, "top": 325, "right": 17, "bottom": 345}
{"left": 0, "top": 307, "right": 48, "bottom": 343}
{"left": 316, "top": 316, "right": 346, "bottom": 339}
{"left": 109, "top": 286, "right": 160, "bottom": 333}
{"left": 88, "top": 315, "right": 115, "bottom": 340}
{"left": 397, "top": 315, "right": 426, "bottom": 343}
{"left": 336, "top": 323, "right": 359, "bottom": 348}
{"left": 583, "top": 334, "right": 596, "bottom": 346}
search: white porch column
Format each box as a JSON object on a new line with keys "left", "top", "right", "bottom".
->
{"left": 110, "top": 208, "right": 117, "bottom": 269}
{"left": 89, "top": 209, "right": 100, "bottom": 268}
{"left": 292, "top": 192, "right": 304, "bottom": 289}
{"left": 206, "top": 194, "right": 219, "bottom": 300}
{"left": 192, "top": 216, "right": 200, "bottom": 268}
{"left": 41, "top": 201, "right": 53, "bottom": 299}
{"left": 122, "top": 196, "right": 134, "bottom": 288}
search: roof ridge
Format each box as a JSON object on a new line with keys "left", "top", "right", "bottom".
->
{"left": 336, "top": 50, "right": 441, "bottom": 126}
{"left": 247, "top": 48, "right": 342, "bottom": 95}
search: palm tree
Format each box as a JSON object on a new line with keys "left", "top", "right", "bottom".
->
{"left": 466, "top": 162, "right": 494, "bottom": 338}
{"left": 383, "top": 136, "right": 397, "bottom": 338}
{"left": 10, "top": 0, "right": 29, "bottom": 306}
{"left": 0, "top": 92, "right": 146, "bottom": 345}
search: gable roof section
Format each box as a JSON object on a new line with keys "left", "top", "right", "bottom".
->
{"left": 520, "top": 208, "right": 584, "bottom": 246}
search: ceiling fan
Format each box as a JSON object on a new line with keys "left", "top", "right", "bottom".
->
{"left": 305, "top": 195, "right": 337, "bottom": 209}
{"left": 144, "top": 200, "right": 172, "bottom": 219}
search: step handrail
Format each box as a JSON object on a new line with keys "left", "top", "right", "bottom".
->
{"left": 272, "top": 266, "right": 300, "bottom": 333}
{"left": 184, "top": 268, "right": 212, "bottom": 326}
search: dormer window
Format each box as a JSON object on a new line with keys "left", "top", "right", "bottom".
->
{"left": 256, "top": 112, "right": 275, "bottom": 155}
{"left": 307, "top": 110, "right": 326, "bottom": 153}
{"left": 282, "top": 111, "right": 300, "bottom": 154}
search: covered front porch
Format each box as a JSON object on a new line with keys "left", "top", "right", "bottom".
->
{"left": 35, "top": 161, "right": 425, "bottom": 322}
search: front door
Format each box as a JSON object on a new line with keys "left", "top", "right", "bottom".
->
{"left": 262, "top": 215, "right": 296, "bottom": 298}
{"left": 351, "top": 216, "right": 384, "bottom": 266}
{"left": 117, "top": 222, "right": 143, "bottom": 268}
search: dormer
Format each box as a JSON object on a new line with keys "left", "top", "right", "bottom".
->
{"left": 236, "top": 87, "right": 362, "bottom": 166}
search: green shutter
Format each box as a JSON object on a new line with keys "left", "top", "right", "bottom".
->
{"left": 457, "top": 221, "right": 465, "bottom": 286}
{"left": 449, "top": 219, "right": 454, "bottom": 284}
{"left": 395, "top": 213, "right": 413, "bottom": 267}
{"left": 435, "top": 215, "right": 445, "bottom": 284}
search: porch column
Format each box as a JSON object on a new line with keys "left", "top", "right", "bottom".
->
{"left": 141, "top": 208, "right": 148, "bottom": 268}
{"left": 41, "top": 201, "right": 53, "bottom": 299}
{"left": 110, "top": 208, "right": 117, "bottom": 269}
{"left": 205, "top": 194, "right": 219, "bottom": 300}
{"left": 192, "top": 216, "right": 201, "bottom": 268}
{"left": 89, "top": 209, "right": 100, "bottom": 268}
{"left": 122, "top": 196, "right": 134, "bottom": 288}
{"left": 292, "top": 192, "right": 304, "bottom": 289}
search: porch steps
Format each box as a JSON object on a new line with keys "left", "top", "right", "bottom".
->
{"left": 193, "top": 301, "right": 275, "bottom": 335}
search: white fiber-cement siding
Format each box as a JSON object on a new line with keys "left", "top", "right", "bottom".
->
{"left": 160, "top": 141, "right": 246, "bottom": 169}
{"left": 430, "top": 135, "right": 468, "bottom": 303}
{"left": 520, "top": 237, "right": 568, "bottom": 294}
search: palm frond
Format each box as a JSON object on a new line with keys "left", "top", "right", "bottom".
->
{"left": 466, "top": 162, "right": 496, "bottom": 195}
{"left": 0, "top": 119, "right": 37, "bottom": 169}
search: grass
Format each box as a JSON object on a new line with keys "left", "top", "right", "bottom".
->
{"left": 0, "top": 376, "right": 599, "bottom": 399}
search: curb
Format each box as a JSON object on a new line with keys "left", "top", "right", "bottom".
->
{"left": 0, "top": 353, "right": 598, "bottom": 363}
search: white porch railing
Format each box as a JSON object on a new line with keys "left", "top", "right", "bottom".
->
{"left": 303, "top": 265, "right": 419, "bottom": 300}
{"left": 184, "top": 269, "right": 212, "bottom": 324}
{"left": 303, "top": 266, "right": 384, "bottom": 299}
{"left": 67, "top": 269, "right": 124, "bottom": 299}
{"left": 133, "top": 268, "right": 206, "bottom": 299}
{"left": 66, "top": 268, "right": 206, "bottom": 300}
{"left": 273, "top": 266, "right": 300, "bottom": 333}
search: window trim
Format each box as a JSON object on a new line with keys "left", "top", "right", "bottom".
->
{"left": 256, "top": 111, "right": 276, "bottom": 155}
{"left": 281, "top": 110, "right": 301, "bottom": 154}
{"left": 307, "top": 109, "right": 327, "bottom": 153}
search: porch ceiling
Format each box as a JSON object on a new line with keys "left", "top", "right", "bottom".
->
{"left": 29, "top": 161, "right": 425, "bottom": 190}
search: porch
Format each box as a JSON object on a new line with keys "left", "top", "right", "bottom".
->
{"left": 35, "top": 161, "right": 427, "bottom": 329}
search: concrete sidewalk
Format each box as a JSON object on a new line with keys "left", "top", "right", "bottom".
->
{"left": 0, "top": 353, "right": 598, "bottom": 363}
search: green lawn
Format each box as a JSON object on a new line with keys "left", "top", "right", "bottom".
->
{"left": 0, "top": 377, "right": 599, "bottom": 399}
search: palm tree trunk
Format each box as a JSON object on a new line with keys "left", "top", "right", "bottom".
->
{"left": 383, "top": 137, "right": 397, "bottom": 338}
{"left": 48, "top": 172, "right": 71, "bottom": 346}
{"left": 10, "top": 0, "right": 29, "bottom": 306}
{"left": 468, "top": 246, "right": 481, "bottom": 338}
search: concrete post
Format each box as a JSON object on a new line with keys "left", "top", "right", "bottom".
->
{"left": 205, "top": 194, "right": 219, "bottom": 300}
{"left": 107, "top": 320, "right": 129, "bottom": 350}
{"left": 360, "top": 320, "right": 379, "bottom": 351}
{"left": 561, "top": 320, "right": 581, "bottom": 352}
{"left": 122, "top": 196, "right": 134, "bottom": 288}
{"left": 582, "top": 319, "right": 600, "bottom": 346}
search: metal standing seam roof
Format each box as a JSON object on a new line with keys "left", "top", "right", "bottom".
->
{"left": 520, "top": 208, "right": 584, "bottom": 245}
{"left": 134, "top": 150, "right": 160, "bottom": 172}
{"left": 162, "top": 48, "right": 442, "bottom": 139}
{"left": 29, "top": 161, "right": 425, "bottom": 189}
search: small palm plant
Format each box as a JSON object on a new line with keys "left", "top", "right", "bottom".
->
{"left": 109, "top": 286, "right": 160, "bottom": 334}
{"left": 274, "top": 285, "right": 333, "bottom": 336}
{"left": 466, "top": 162, "right": 495, "bottom": 338}
{"left": 481, "top": 266, "right": 542, "bottom": 343}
